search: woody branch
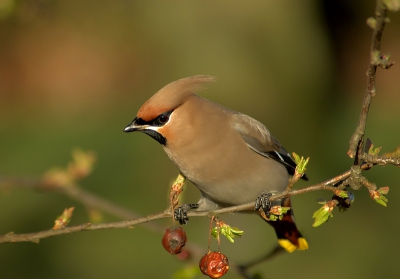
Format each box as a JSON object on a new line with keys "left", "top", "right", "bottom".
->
{"left": 347, "top": 0, "right": 395, "bottom": 160}
{"left": 0, "top": 162, "right": 388, "bottom": 244}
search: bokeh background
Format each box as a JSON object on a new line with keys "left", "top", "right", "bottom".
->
{"left": 1, "top": 1, "right": 399, "bottom": 278}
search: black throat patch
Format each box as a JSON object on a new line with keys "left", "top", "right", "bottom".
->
{"left": 141, "top": 129, "right": 167, "bottom": 146}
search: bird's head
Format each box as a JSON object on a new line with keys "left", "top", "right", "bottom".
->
{"left": 124, "top": 75, "right": 216, "bottom": 146}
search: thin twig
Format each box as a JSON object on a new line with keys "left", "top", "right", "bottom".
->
{"left": 348, "top": 0, "right": 390, "bottom": 159}
{"left": 0, "top": 211, "right": 170, "bottom": 244}
{"left": 0, "top": 177, "right": 164, "bottom": 234}
{"left": 0, "top": 166, "right": 365, "bottom": 244}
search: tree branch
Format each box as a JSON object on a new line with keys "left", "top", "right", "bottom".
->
{"left": 348, "top": 0, "right": 394, "bottom": 159}
{"left": 0, "top": 163, "right": 375, "bottom": 244}
{"left": 0, "top": 212, "right": 170, "bottom": 244}
{"left": 0, "top": 177, "right": 165, "bottom": 235}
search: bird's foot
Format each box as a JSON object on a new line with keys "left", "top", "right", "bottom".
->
{"left": 174, "top": 203, "right": 199, "bottom": 225}
{"left": 255, "top": 192, "right": 272, "bottom": 219}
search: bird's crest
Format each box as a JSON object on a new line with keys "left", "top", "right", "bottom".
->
{"left": 137, "top": 75, "right": 216, "bottom": 121}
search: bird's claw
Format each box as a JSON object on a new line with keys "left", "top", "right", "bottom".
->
{"left": 174, "top": 203, "right": 199, "bottom": 225}
{"left": 255, "top": 192, "right": 272, "bottom": 218}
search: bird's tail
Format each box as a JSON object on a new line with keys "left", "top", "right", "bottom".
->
{"left": 266, "top": 197, "right": 308, "bottom": 253}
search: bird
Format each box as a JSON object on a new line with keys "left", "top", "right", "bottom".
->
{"left": 124, "top": 75, "right": 308, "bottom": 253}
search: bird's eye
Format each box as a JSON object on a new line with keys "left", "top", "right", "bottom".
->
{"left": 156, "top": 114, "right": 170, "bottom": 126}
{"left": 159, "top": 115, "right": 169, "bottom": 123}
{"left": 153, "top": 110, "right": 173, "bottom": 126}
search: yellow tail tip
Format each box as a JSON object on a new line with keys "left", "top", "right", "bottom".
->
{"left": 297, "top": 237, "right": 309, "bottom": 250}
{"left": 278, "top": 237, "right": 309, "bottom": 253}
{"left": 278, "top": 239, "right": 297, "bottom": 253}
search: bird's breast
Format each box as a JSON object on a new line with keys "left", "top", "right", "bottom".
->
{"left": 162, "top": 134, "right": 289, "bottom": 206}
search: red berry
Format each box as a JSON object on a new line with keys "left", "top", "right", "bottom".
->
{"left": 161, "top": 226, "right": 187, "bottom": 255}
{"left": 199, "top": 251, "right": 229, "bottom": 278}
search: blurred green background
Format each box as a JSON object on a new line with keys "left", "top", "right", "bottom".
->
{"left": 1, "top": 1, "right": 399, "bottom": 278}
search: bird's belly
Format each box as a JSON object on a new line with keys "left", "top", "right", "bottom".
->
{"left": 166, "top": 148, "right": 289, "bottom": 206}
{"left": 164, "top": 140, "right": 289, "bottom": 207}
{"left": 194, "top": 166, "right": 288, "bottom": 206}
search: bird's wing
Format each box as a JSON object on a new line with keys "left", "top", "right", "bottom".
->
{"left": 232, "top": 113, "right": 308, "bottom": 180}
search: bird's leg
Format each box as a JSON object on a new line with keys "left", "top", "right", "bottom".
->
{"left": 174, "top": 203, "right": 199, "bottom": 225}
{"left": 254, "top": 192, "right": 272, "bottom": 219}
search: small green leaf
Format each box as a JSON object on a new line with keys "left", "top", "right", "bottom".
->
{"left": 312, "top": 201, "right": 336, "bottom": 227}
{"left": 280, "top": 207, "right": 291, "bottom": 214}
{"left": 334, "top": 189, "right": 349, "bottom": 198}
{"left": 292, "top": 152, "right": 310, "bottom": 175}
{"left": 292, "top": 152, "right": 300, "bottom": 164}
{"left": 268, "top": 215, "right": 278, "bottom": 221}
{"left": 312, "top": 211, "right": 332, "bottom": 227}
{"left": 230, "top": 227, "right": 245, "bottom": 237}
{"left": 375, "top": 198, "right": 387, "bottom": 207}
{"left": 212, "top": 223, "right": 244, "bottom": 243}
{"left": 368, "top": 143, "right": 382, "bottom": 156}
{"left": 269, "top": 206, "right": 290, "bottom": 216}
{"left": 211, "top": 228, "right": 218, "bottom": 239}
{"left": 369, "top": 189, "right": 389, "bottom": 207}
{"left": 225, "top": 234, "right": 234, "bottom": 243}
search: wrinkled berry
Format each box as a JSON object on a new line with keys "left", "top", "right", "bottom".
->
{"left": 161, "top": 226, "right": 187, "bottom": 255}
{"left": 199, "top": 251, "right": 229, "bottom": 278}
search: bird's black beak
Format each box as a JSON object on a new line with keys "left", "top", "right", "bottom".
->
{"left": 123, "top": 118, "right": 144, "bottom": 133}
{"left": 123, "top": 117, "right": 166, "bottom": 145}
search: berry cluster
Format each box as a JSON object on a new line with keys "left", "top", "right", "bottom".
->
{"left": 162, "top": 226, "right": 229, "bottom": 278}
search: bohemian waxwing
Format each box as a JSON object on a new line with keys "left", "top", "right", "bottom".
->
{"left": 124, "top": 75, "right": 308, "bottom": 252}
